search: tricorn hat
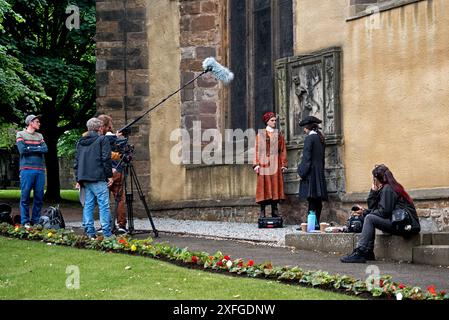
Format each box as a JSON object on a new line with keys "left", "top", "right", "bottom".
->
{"left": 298, "top": 115, "right": 322, "bottom": 127}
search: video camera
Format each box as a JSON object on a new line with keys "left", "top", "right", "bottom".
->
{"left": 105, "top": 132, "right": 134, "bottom": 165}
{"left": 120, "top": 143, "right": 134, "bottom": 164}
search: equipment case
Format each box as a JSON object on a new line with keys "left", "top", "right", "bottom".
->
{"left": 258, "top": 217, "right": 283, "bottom": 228}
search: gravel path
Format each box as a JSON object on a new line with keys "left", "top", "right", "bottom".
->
{"left": 66, "top": 218, "right": 298, "bottom": 247}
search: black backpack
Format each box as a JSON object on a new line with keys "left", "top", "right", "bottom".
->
{"left": 346, "top": 215, "right": 363, "bottom": 233}
{"left": 0, "top": 203, "right": 13, "bottom": 225}
{"left": 39, "top": 205, "right": 65, "bottom": 230}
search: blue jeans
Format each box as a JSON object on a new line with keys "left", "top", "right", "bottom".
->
{"left": 20, "top": 169, "right": 45, "bottom": 225}
{"left": 82, "top": 181, "right": 112, "bottom": 237}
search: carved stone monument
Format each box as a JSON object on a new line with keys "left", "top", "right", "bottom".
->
{"left": 275, "top": 47, "right": 345, "bottom": 200}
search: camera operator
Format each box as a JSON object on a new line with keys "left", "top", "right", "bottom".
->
{"left": 98, "top": 114, "right": 128, "bottom": 234}
{"left": 74, "top": 117, "right": 113, "bottom": 239}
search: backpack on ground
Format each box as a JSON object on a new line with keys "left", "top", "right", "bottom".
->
{"left": 346, "top": 214, "right": 363, "bottom": 233}
{"left": 0, "top": 203, "right": 13, "bottom": 225}
{"left": 39, "top": 205, "right": 65, "bottom": 230}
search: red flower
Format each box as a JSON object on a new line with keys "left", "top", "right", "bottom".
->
{"left": 440, "top": 291, "right": 446, "bottom": 296}
{"left": 209, "top": 256, "right": 214, "bottom": 260}
{"left": 398, "top": 284, "right": 406, "bottom": 289}
{"left": 224, "top": 255, "right": 231, "bottom": 261}
{"left": 119, "top": 238, "right": 127, "bottom": 244}
{"left": 427, "top": 285, "right": 437, "bottom": 296}
{"left": 247, "top": 260, "right": 254, "bottom": 267}
{"left": 216, "top": 261, "right": 223, "bottom": 267}
{"left": 379, "top": 280, "right": 384, "bottom": 287}
{"left": 191, "top": 256, "right": 198, "bottom": 263}
{"left": 237, "top": 261, "right": 243, "bottom": 267}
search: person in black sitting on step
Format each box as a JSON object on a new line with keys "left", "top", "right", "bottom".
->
{"left": 341, "top": 164, "right": 420, "bottom": 263}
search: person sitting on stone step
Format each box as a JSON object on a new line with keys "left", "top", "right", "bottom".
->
{"left": 340, "top": 164, "right": 420, "bottom": 263}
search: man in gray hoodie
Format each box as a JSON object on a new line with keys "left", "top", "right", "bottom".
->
{"left": 74, "top": 118, "right": 113, "bottom": 239}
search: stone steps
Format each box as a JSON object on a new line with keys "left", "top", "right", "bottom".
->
{"left": 285, "top": 232, "right": 449, "bottom": 265}
{"left": 413, "top": 245, "right": 449, "bottom": 266}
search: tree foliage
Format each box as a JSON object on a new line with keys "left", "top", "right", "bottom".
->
{"left": 0, "top": 0, "right": 96, "bottom": 200}
{"left": 0, "top": 0, "right": 48, "bottom": 110}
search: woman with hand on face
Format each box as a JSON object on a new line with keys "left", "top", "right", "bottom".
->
{"left": 340, "top": 164, "right": 420, "bottom": 263}
{"left": 253, "top": 112, "right": 288, "bottom": 218}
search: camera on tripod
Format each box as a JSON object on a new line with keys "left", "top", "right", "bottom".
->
{"left": 120, "top": 143, "right": 134, "bottom": 164}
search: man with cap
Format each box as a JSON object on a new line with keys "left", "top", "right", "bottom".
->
{"left": 297, "top": 115, "right": 328, "bottom": 229}
{"left": 16, "top": 114, "right": 48, "bottom": 228}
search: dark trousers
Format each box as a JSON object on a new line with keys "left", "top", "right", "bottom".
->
{"left": 259, "top": 200, "right": 279, "bottom": 215}
{"left": 307, "top": 197, "right": 322, "bottom": 224}
{"left": 357, "top": 214, "right": 400, "bottom": 250}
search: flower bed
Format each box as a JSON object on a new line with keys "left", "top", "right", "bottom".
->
{"left": 1, "top": 223, "right": 447, "bottom": 300}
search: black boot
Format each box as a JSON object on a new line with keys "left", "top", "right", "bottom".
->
{"left": 340, "top": 247, "right": 367, "bottom": 263}
{"left": 365, "top": 249, "right": 376, "bottom": 261}
{"left": 259, "top": 205, "right": 266, "bottom": 218}
{"left": 271, "top": 203, "right": 279, "bottom": 217}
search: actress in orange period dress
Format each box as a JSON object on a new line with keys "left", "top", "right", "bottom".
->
{"left": 253, "top": 112, "right": 288, "bottom": 217}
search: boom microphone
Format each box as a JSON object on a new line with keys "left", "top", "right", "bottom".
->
{"left": 202, "top": 57, "right": 234, "bottom": 84}
{"left": 118, "top": 57, "right": 234, "bottom": 133}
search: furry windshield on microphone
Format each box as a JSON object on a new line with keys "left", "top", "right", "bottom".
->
{"left": 202, "top": 57, "right": 234, "bottom": 85}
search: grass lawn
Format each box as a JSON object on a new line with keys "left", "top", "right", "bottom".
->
{"left": 0, "top": 189, "right": 79, "bottom": 202}
{"left": 0, "top": 237, "right": 360, "bottom": 300}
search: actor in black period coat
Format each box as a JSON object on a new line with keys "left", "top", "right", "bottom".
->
{"left": 297, "top": 116, "right": 328, "bottom": 226}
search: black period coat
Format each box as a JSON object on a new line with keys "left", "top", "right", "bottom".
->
{"left": 297, "top": 133, "right": 328, "bottom": 200}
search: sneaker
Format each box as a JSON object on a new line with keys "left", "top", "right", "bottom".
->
{"left": 117, "top": 227, "right": 128, "bottom": 234}
{"left": 96, "top": 227, "right": 103, "bottom": 234}
{"left": 24, "top": 223, "right": 32, "bottom": 229}
{"left": 340, "top": 248, "right": 367, "bottom": 263}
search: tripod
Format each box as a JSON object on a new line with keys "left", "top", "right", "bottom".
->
{"left": 117, "top": 157, "right": 158, "bottom": 238}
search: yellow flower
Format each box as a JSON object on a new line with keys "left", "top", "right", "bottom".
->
{"left": 14, "top": 227, "right": 20, "bottom": 232}
{"left": 47, "top": 232, "right": 53, "bottom": 238}
{"left": 131, "top": 245, "right": 137, "bottom": 252}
